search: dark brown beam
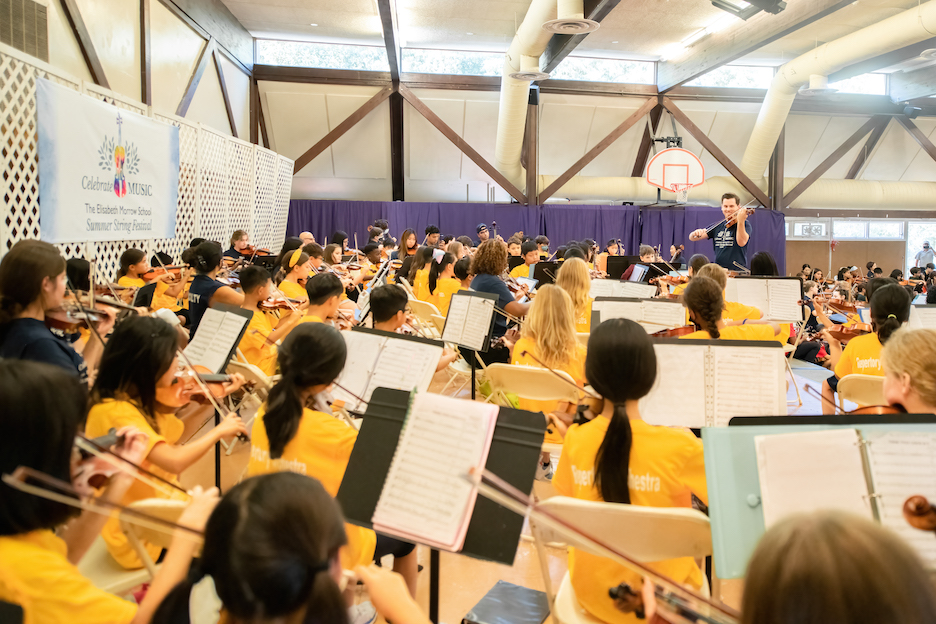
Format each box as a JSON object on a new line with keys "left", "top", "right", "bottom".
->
{"left": 657, "top": 0, "right": 853, "bottom": 92}
{"left": 525, "top": 91, "right": 539, "bottom": 205}
{"left": 782, "top": 115, "right": 886, "bottom": 208}
{"left": 60, "top": 0, "right": 109, "bottom": 88}
{"left": 660, "top": 96, "right": 770, "bottom": 207}
{"left": 176, "top": 38, "right": 215, "bottom": 117}
{"left": 828, "top": 38, "right": 936, "bottom": 84}
{"left": 540, "top": 98, "right": 656, "bottom": 203}
{"left": 895, "top": 114, "right": 936, "bottom": 164}
{"left": 376, "top": 0, "right": 401, "bottom": 82}
{"left": 539, "top": 0, "right": 622, "bottom": 74}
{"left": 890, "top": 63, "right": 936, "bottom": 102}
{"left": 293, "top": 85, "right": 394, "bottom": 173}
{"left": 390, "top": 91, "right": 404, "bottom": 201}
{"left": 250, "top": 77, "right": 259, "bottom": 144}
{"left": 156, "top": 0, "right": 252, "bottom": 72}
{"left": 768, "top": 125, "right": 784, "bottom": 211}
{"left": 254, "top": 65, "right": 392, "bottom": 87}
{"left": 845, "top": 118, "right": 888, "bottom": 179}
{"left": 399, "top": 84, "right": 526, "bottom": 204}
{"left": 141, "top": 0, "right": 152, "bottom": 105}
{"left": 631, "top": 104, "right": 663, "bottom": 177}
{"left": 213, "top": 49, "right": 238, "bottom": 138}
{"left": 258, "top": 97, "right": 270, "bottom": 149}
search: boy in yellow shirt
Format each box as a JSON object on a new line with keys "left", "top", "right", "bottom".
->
{"left": 510, "top": 241, "right": 540, "bottom": 279}
{"left": 303, "top": 272, "right": 345, "bottom": 324}
{"left": 238, "top": 266, "right": 306, "bottom": 375}
{"left": 370, "top": 284, "right": 458, "bottom": 370}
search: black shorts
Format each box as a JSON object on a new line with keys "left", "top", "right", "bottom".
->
{"left": 826, "top": 375, "right": 840, "bottom": 392}
{"left": 373, "top": 533, "right": 415, "bottom": 560}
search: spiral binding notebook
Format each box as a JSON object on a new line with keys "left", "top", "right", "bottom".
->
{"left": 591, "top": 296, "right": 686, "bottom": 330}
{"left": 371, "top": 392, "right": 500, "bottom": 551}
{"left": 724, "top": 277, "right": 804, "bottom": 322}
{"left": 755, "top": 429, "right": 936, "bottom": 567}
{"left": 639, "top": 339, "right": 786, "bottom": 428}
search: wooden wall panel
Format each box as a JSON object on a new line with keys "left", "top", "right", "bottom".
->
{"left": 786, "top": 240, "right": 906, "bottom": 276}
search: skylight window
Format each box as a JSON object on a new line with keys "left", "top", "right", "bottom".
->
{"left": 548, "top": 57, "right": 654, "bottom": 84}
{"left": 402, "top": 49, "right": 503, "bottom": 76}
{"left": 684, "top": 65, "right": 773, "bottom": 89}
{"left": 256, "top": 40, "right": 389, "bottom": 72}
{"left": 828, "top": 73, "right": 887, "bottom": 95}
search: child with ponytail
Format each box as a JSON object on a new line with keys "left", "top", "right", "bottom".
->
{"left": 680, "top": 276, "right": 779, "bottom": 341}
{"left": 247, "top": 323, "right": 419, "bottom": 596}
{"left": 821, "top": 283, "right": 911, "bottom": 413}
{"left": 553, "top": 319, "right": 708, "bottom": 624}
{"left": 427, "top": 251, "right": 459, "bottom": 315}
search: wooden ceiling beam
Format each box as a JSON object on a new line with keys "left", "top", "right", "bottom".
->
{"left": 375, "top": 0, "right": 402, "bottom": 82}
{"left": 631, "top": 104, "right": 664, "bottom": 178}
{"left": 656, "top": 0, "right": 853, "bottom": 92}
{"left": 539, "top": 0, "right": 622, "bottom": 74}
{"left": 176, "top": 38, "right": 215, "bottom": 117}
{"left": 60, "top": 0, "right": 109, "bottom": 88}
{"left": 660, "top": 96, "right": 770, "bottom": 207}
{"left": 895, "top": 114, "right": 936, "bottom": 165}
{"left": 828, "top": 38, "right": 936, "bottom": 84}
{"left": 845, "top": 118, "right": 889, "bottom": 179}
{"left": 213, "top": 48, "right": 238, "bottom": 138}
{"left": 890, "top": 63, "right": 936, "bottom": 102}
{"left": 399, "top": 84, "right": 527, "bottom": 203}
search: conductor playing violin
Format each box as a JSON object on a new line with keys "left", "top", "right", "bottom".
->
{"left": 688, "top": 193, "right": 751, "bottom": 270}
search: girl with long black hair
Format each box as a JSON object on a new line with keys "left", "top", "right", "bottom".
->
{"left": 553, "top": 318, "right": 707, "bottom": 624}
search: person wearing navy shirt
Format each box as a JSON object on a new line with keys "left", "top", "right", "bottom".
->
{"left": 188, "top": 241, "right": 244, "bottom": 337}
{"left": 689, "top": 193, "right": 751, "bottom": 271}
{"left": 224, "top": 230, "right": 250, "bottom": 262}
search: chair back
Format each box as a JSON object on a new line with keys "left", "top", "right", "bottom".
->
{"left": 536, "top": 496, "right": 711, "bottom": 562}
{"left": 837, "top": 373, "right": 885, "bottom": 407}
{"left": 575, "top": 332, "right": 589, "bottom": 348}
{"left": 483, "top": 363, "right": 579, "bottom": 406}
{"left": 408, "top": 298, "right": 441, "bottom": 322}
{"left": 226, "top": 359, "right": 273, "bottom": 398}
{"left": 119, "top": 499, "right": 191, "bottom": 576}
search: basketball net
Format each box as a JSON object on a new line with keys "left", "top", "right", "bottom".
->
{"left": 671, "top": 183, "right": 691, "bottom": 204}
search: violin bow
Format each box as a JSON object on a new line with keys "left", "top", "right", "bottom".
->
{"left": 519, "top": 350, "right": 601, "bottom": 400}
{"left": 802, "top": 383, "right": 847, "bottom": 415}
{"left": 177, "top": 347, "right": 249, "bottom": 444}
{"left": 64, "top": 283, "right": 107, "bottom": 348}
{"left": 268, "top": 282, "right": 302, "bottom": 315}
{"left": 75, "top": 433, "right": 190, "bottom": 497}
{"left": 333, "top": 381, "right": 369, "bottom": 410}
{"left": 703, "top": 197, "right": 758, "bottom": 237}
{"left": 2, "top": 467, "right": 203, "bottom": 539}
{"left": 732, "top": 261, "right": 750, "bottom": 274}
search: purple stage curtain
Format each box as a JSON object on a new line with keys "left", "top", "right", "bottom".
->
{"left": 641, "top": 206, "right": 787, "bottom": 273}
{"left": 286, "top": 200, "right": 386, "bottom": 248}
{"left": 383, "top": 202, "right": 543, "bottom": 244}
{"left": 541, "top": 205, "right": 640, "bottom": 254}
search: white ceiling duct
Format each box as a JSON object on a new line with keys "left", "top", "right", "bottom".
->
{"left": 509, "top": 55, "right": 551, "bottom": 81}
{"left": 543, "top": 0, "right": 600, "bottom": 34}
{"left": 739, "top": 0, "right": 936, "bottom": 180}
{"left": 799, "top": 74, "right": 838, "bottom": 96}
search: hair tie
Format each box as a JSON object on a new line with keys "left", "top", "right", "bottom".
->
{"left": 432, "top": 248, "right": 445, "bottom": 264}
{"left": 888, "top": 314, "right": 897, "bottom": 320}
{"left": 289, "top": 248, "right": 302, "bottom": 268}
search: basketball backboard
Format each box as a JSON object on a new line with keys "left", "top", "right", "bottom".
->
{"left": 646, "top": 148, "right": 704, "bottom": 202}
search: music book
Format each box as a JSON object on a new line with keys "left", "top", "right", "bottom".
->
{"left": 908, "top": 304, "right": 936, "bottom": 329}
{"left": 184, "top": 305, "right": 252, "bottom": 374}
{"left": 442, "top": 291, "right": 497, "bottom": 352}
{"left": 371, "top": 392, "right": 500, "bottom": 551}
{"left": 724, "top": 276, "right": 804, "bottom": 322}
{"left": 754, "top": 429, "right": 936, "bottom": 567}
{"left": 639, "top": 339, "right": 786, "bottom": 428}
{"left": 332, "top": 328, "right": 443, "bottom": 412}
{"left": 592, "top": 296, "right": 686, "bottom": 329}
{"left": 589, "top": 279, "right": 658, "bottom": 300}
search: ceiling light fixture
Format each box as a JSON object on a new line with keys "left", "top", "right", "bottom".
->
{"left": 310, "top": 23, "right": 318, "bottom": 26}
{"left": 467, "top": 32, "right": 473, "bottom": 35}
{"left": 711, "top": 0, "right": 785, "bottom": 20}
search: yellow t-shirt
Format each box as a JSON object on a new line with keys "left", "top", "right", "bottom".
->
{"left": 248, "top": 405, "right": 376, "bottom": 569}
{"left": 117, "top": 275, "right": 145, "bottom": 288}
{"left": 428, "top": 278, "right": 462, "bottom": 316}
{"left": 511, "top": 336, "right": 587, "bottom": 444}
{"left": 575, "top": 299, "right": 592, "bottom": 333}
{"left": 723, "top": 300, "right": 762, "bottom": 324}
{"left": 85, "top": 400, "right": 184, "bottom": 569}
{"left": 238, "top": 310, "right": 278, "bottom": 376}
{"left": 150, "top": 280, "right": 183, "bottom": 312}
{"left": 680, "top": 324, "right": 778, "bottom": 342}
{"left": 509, "top": 263, "right": 535, "bottom": 279}
{"left": 834, "top": 332, "right": 883, "bottom": 378}
{"left": 0, "top": 530, "right": 137, "bottom": 624}
{"left": 413, "top": 269, "right": 430, "bottom": 301}
{"left": 278, "top": 280, "right": 308, "bottom": 302}
{"left": 553, "top": 417, "right": 707, "bottom": 624}
{"left": 672, "top": 282, "right": 687, "bottom": 296}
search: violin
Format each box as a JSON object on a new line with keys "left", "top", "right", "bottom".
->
{"left": 258, "top": 297, "right": 305, "bottom": 312}
{"left": 650, "top": 325, "right": 696, "bottom": 338}
{"left": 725, "top": 206, "right": 755, "bottom": 227}
{"left": 242, "top": 245, "right": 273, "bottom": 257}
{"left": 903, "top": 495, "right": 936, "bottom": 533}
{"left": 823, "top": 322, "right": 872, "bottom": 344}
{"left": 504, "top": 275, "right": 529, "bottom": 296}
{"left": 45, "top": 303, "right": 104, "bottom": 333}
{"left": 142, "top": 265, "right": 185, "bottom": 283}
{"left": 650, "top": 275, "right": 688, "bottom": 287}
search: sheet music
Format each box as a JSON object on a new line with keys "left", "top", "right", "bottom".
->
{"left": 641, "top": 300, "right": 687, "bottom": 328}
{"left": 441, "top": 294, "right": 492, "bottom": 351}
{"left": 909, "top": 306, "right": 936, "bottom": 330}
{"left": 711, "top": 346, "right": 784, "bottom": 425}
{"left": 372, "top": 393, "right": 499, "bottom": 550}
{"left": 865, "top": 431, "right": 936, "bottom": 568}
{"left": 728, "top": 279, "right": 769, "bottom": 315}
{"left": 442, "top": 294, "right": 471, "bottom": 345}
{"left": 183, "top": 308, "right": 249, "bottom": 373}
{"left": 363, "top": 340, "right": 443, "bottom": 403}
{"left": 755, "top": 429, "right": 873, "bottom": 529}
{"left": 589, "top": 279, "right": 618, "bottom": 299}
{"left": 592, "top": 299, "right": 643, "bottom": 324}
{"left": 640, "top": 344, "right": 708, "bottom": 427}
{"left": 616, "top": 281, "right": 658, "bottom": 299}
{"left": 333, "top": 332, "right": 386, "bottom": 410}
{"left": 766, "top": 280, "right": 804, "bottom": 322}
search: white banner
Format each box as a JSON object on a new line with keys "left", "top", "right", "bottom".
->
{"left": 37, "top": 79, "right": 179, "bottom": 243}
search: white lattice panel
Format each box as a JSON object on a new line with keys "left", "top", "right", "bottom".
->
{"left": 1, "top": 47, "right": 296, "bottom": 274}
{"left": 271, "top": 154, "right": 293, "bottom": 250}
{"left": 225, "top": 138, "right": 254, "bottom": 240}
{"left": 253, "top": 147, "right": 279, "bottom": 250}
{"left": 197, "top": 126, "right": 229, "bottom": 245}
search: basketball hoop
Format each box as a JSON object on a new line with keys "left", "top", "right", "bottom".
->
{"left": 646, "top": 148, "right": 704, "bottom": 204}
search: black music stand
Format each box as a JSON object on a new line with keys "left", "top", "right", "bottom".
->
{"left": 441, "top": 290, "right": 497, "bottom": 400}
{"left": 532, "top": 261, "right": 559, "bottom": 286}
{"left": 607, "top": 255, "right": 635, "bottom": 280}
{"left": 508, "top": 255, "right": 526, "bottom": 272}
{"left": 336, "top": 388, "right": 547, "bottom": 624}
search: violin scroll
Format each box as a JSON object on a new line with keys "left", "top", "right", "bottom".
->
{"left": 903, "top": 495, "right": 936, "bottom": 533}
